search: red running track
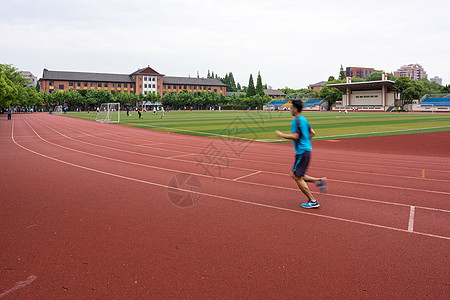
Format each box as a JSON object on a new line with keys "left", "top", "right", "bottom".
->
{"left": 1, "top": 113, "right": 449, "bottom": 298}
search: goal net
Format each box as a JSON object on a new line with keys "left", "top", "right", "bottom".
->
{"left": 54, "top": 105, "right": 63, "bottom": 115}
{"left": 96, "top": 103, "right": 120, "bottom": 123}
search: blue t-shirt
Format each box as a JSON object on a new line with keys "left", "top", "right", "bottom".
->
{"left": 290, "top": 115, "right": 312, "bottom": 154}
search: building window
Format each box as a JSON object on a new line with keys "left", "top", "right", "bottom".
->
{"left": 140, "top": 85, "right": 142, "bottom": 88}
{"left": 111, "top": 83, "right": 115, "bottom": 88}
{"left": 49, "top": 81, "right": 54, "bottom": 86}
{"left": 98, "top": 83, "right": 101, "bottom": 87}
{"left": 104, "top": 83, "right": 108, "bottom": 88}
{"left": 69, "top": 82, "right": 74, "bottom": 87}
{"left": 59, "top": 84, "right": 64, "bottom": 90}
{"left": 118, "top": 83, "right": 121, "bottom": 88}
{"left": 84, "top": 82, "right": 88, "bottom": 87}
{"left": 124, "top": 83, "right": 127, "bottom": 88}
{"left": 91, "top": 83, "right": 95, "bottom": 87}
{"left": 76, "top": 82, "right": 81, "bottom": 87}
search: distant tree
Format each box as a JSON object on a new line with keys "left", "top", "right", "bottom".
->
{"left": 36, "top": 81, "right": 40, "bottom": 92}
{"left": 197, "top": 71, "right": 199, "bottom": 78}
{"left": 255, "top": 71, "right": 264, "bottom": 96}
{"left": 228, "top": 72, "right": 237, "bottom": 92}
{"left": 237, "top": 83, "right": 242, "bottom": 91}
{"left": 285, "top": 89, "right": 318, "bottom": 100}
{"left": 339, "top": 65, "right": 345, "bottom": 80}
{"left": 246, "top": 74, "right": 256, "bottom": 97}
{"left": 366, "top": 71, "right": 394, "bottom": 81}
{"left": 207, "top": 70, "right": 211, "bottom": 78}
{"left": 319, "top": 86, "right": 342, "bottom": 107}
{"left": 328, "top": 76, "right": 336, "bottom": 82}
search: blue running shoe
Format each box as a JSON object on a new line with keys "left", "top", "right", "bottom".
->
{"left": 316, "top": 178, "right": 327, "bottom": 193}
{"left": 301, "top": 200, "right": 320, "bottom": 209}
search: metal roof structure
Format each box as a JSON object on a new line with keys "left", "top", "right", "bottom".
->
{"left": 327, "top": 80, "right": 396, "bottom": 92}
{"left": 41, "top": 69, "right": 134, "bottom": 83}
{"left": 163, "top": 76, "right": 227, "bottom": 86}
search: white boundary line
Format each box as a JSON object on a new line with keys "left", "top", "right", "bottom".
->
{"left": 23, "top": 117, "right": 450, "bottom": 208}
{"left": 42, "top": 115, "right": 450, "bottom": 173}
{"left": 408, "top": 206, "right": 416, "bottom": 232}
{"left": 122, "top": 122, "right": 450, "bottom": 142}
{"left": 11, "top": 120, "right": 450, "bottom": 241}
{"left": 29, "top": 117, "right": 450, "bottom": 195}
{"left": 317, "top": 126, "right": 450, "bottom": 139}
{"left": 233, "top": 171, "right": 261, "bottom": 181}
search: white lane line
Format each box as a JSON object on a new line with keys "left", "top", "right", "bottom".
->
{"left": 167, "top": 153, "right": 198, "bottom": 159}
{"left": 12, "top": 120, "right": 450, "bottom": 241}
{"left": 408, "top": 206, "right": 416, "bottom": 232}
{"left": 42, "top": 116, "right": 450, "bottom": 174}
{"left": 233, "top": 171, "right": 261, "bottom": 181}
{"left": 31, "top": 118, "right": 450, "bottom": 195}
{"left": 0, "top": 275, "right": 37, "bottom": 299}
{"left": 23, "top": 118, "right": 450, "bottom": 213}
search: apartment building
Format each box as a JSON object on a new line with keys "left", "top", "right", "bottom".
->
{"left": 393, "top": 64, "right": 428, "bottom": 80}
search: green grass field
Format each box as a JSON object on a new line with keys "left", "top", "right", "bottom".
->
{"left": 65, "top": 110, "right": 450, "bottom": 142}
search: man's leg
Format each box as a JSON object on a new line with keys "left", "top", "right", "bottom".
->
{"left": 292, "top": 174, "right": 315, "bottom": 201}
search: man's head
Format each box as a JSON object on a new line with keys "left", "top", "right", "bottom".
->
{"left": 291, "top": 100, "right": 303, "bottom": 116}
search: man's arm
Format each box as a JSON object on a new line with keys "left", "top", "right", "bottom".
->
{"left": 310, "top": 128, "right": 316, "bottom": 139}
{"left": 275, "top": 130, "right": 299, "bottom": 140}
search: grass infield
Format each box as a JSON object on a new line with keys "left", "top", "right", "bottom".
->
{"left": 65, "top": 110, "right": 450, "bottom": 142}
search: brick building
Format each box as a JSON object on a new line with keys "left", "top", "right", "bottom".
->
{"left": 393, "top": 64, "right": 428, "bottom": 80}
{"left": 345, "top": 67, "right": 375, "bottom": 79}
{"left": 39, "top": 66, "right": 227, "bottom": 96}
{"left": 308, "top": 81, "right": 327, "bottom": 92}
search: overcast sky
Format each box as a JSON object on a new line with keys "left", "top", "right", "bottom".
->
{"left": 1, "top": 0, "right": 449, "bottom": 88}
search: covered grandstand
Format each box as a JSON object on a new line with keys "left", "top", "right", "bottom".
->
{"left": 263, "top": 99, "right": 327, "bottom": 111}
{"left": 409, "top": 94, "right": 450, "bottom": 112}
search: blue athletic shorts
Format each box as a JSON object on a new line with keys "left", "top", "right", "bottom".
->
{"left": 293, "top": 151, "right": 311, "bottom": 177}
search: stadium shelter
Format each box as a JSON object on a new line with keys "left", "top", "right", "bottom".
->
{"left": 328, "top": 78, "right": 396, "bottom": 111}
{"left": 142, "top": 101, "right": 162, "bottom": 111}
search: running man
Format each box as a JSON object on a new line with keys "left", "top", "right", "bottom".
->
{"left": 160, "top": 106, "right": 165, "bottom": 119}
{"left": 275, "top": 100, "right": 327, "bottom": 208}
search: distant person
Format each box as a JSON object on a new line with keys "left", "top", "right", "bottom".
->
{"left": 138, "top": 110, "right": 142, "bottom": 119}
{"left": 153, "top": 107, "right": 157, "bottom": 115}
{"left": 126, "top": 106, "right": 130, "bottom": 116}
{"left": 161, "top": 106, "right": 165, "bottom": 119}
{"left": 7, "top": 108, "right": 12, "bottom": 120}
{"left": 275, "top": 100, "right": 327, "bottom": 209}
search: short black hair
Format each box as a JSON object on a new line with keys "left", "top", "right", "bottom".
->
{"left": 291, "top": 100, "right": 303, "bottom": 112}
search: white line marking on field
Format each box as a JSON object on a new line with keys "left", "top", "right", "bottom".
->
{"left": 317, "top": 126, "right": 450, "bottom": 139}
{"left": 11, "top": 120, "right": 450, "bottom": 241}
{"left": 408, "top": 206, "right": 416, "bottom": 232}
{"left": 233, "top": 171, "right": 261, "bottom": 181}
{"left": 22, "top": 118, "right": 450, "bottom": 214}
{"left": 0, "top": 275, "right": 37, "bottom": 299}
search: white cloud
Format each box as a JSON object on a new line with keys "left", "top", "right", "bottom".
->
{"left": 1, "top": 0, "right": 449, "bottom": 87}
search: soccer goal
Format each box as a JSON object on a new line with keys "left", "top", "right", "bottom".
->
{"left": 54, "top": 105, "right": 63, "bottom": 115}
{"left": 96, "top": 103, "right": 120, "bottom": 123}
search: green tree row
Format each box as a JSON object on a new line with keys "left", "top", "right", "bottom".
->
{"left": 0, "top": 64, "right": 43, "bottom": 109}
